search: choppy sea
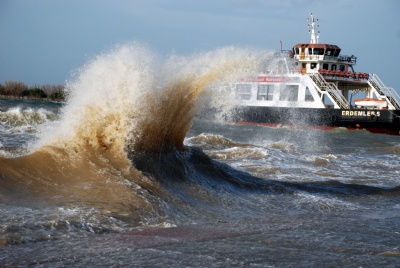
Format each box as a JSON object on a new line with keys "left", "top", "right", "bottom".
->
{"left": 1, "top": 44, "right": 399, "bottom": 267}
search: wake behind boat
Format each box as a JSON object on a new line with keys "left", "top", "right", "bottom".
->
{"left": 221, "top": 13, "right": 400, "bottom": 135}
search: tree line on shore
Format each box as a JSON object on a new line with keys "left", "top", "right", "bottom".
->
{"left": 0, "top": 81, "right": 65, "bottom": 101}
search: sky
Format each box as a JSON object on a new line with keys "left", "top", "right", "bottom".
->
{"left": 1, "top": 0, "right": 399, "bottom": 92}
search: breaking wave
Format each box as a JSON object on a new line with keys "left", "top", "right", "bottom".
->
{"left": 0, "top": 107, "right": 58, "bottom": 132}
{"left": 0, "top": 43, "right": 276, "bottom": 243}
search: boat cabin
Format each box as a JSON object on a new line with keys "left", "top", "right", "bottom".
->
{"left": 292, "top": 43, "right": 357, "bottom": 75}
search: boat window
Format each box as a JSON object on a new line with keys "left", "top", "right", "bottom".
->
{"left": 279, "top": 85, "right": 298, "bottom": 101}
{"left": 313, "top": 49, "right": 324, "bottom": 55}
{"left": 311, "top": 63, "right": 317, "bottom": 69}
{"left": 325, "top": 50, "right": 332, "bottom": 56}
{"left": 305, "top": 87, "right": 314, "bottom": 102}
{"left": 339, "top": 65, "right": 345, "bottom": 71}
{"left": 331, "top": 64, "right": 337, "bottom": 71}
{"left": 257, "top": 85, "right": 274, "bottom": 101}
{"left": 267, "top": 86, "right": 274, "bottom": 100}
{"left": 333, "top": 50, "right": 340, "bottom": 57}
{"left": 308, "top": 48, "right": 312, "bottom": 55}
{"left": 295, "top": 48, "right": 299, "bottom": 54}
{"left": 322, "top": 63, "right": 329, "bottom": 70}
{"left": 236, "top": 84, "right": 252, "bottom": 100}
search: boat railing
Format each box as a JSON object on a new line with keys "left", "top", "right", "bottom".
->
{"left": 318, "top": 69, "right": 369, "bottom": 80}
{"left": 308, "top": 73, "right": 350, "bottom": 109}
{"left": 294, "top": 54, "right": 357, "bottom": 64}
{"left": 369, "top": 74, "right": 400, "bottom": 110}
{"left": 296, "top": 54, "right": 324, "bottom": 61}
{"left": 322, "top": 55, "right": 338, "bottom": 61}
{"left": 337, "top": 55, "right": 357, "bottom": 64}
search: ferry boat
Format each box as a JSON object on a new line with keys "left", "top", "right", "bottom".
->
{"left": 226, "top": 13, "right": 400, "bottom": 135}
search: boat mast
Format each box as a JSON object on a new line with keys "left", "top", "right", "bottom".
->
{"left": 308, "top": 13, "right": 320, "bottom": 44}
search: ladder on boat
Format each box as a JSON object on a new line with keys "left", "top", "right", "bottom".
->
{"left": 308, "top": 73, "right": 350, "bottom": 109}
{"left": 368, "top": 74, "right": 400, "bottom": 110}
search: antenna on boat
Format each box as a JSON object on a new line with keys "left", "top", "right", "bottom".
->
{"left": 307, "top": 13, "right": 320, "bottom": 44}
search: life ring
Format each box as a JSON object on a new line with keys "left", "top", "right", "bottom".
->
{"left": 370, "top": 114, "right": 378, "bottom": 122}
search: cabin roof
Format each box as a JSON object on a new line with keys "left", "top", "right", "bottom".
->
{"left": 293, "top": 43, "right": 341, "bottom": 50}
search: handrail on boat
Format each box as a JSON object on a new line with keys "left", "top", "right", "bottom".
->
{"left": 308, "top": 73, "right": 350, "bottom": 109}
{"left": 368, "top": 74, "right": 400, "bottom": 110}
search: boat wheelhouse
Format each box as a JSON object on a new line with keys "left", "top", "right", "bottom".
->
{"left": 229, "top": 13, "right": 400, "bottom": 135}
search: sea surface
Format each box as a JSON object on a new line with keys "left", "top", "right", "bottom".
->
{"left": 1, "top": 45, "right": 400, "bottom": 267}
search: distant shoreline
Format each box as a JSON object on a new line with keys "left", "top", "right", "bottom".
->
{"left": 0, "top": 95, "right": 65, "bottom": 103}
{"left": 0, "top": 81, "right": 65, "bottom": 103}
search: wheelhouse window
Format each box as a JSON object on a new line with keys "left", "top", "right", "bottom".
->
{"left": 313, "top": 49, "right": 324, "bottom": 55}
{"left": 257, "top": 85, "right": 274, "bottom": 101}
{"left": 333, "top": 50, "right": 340, "bottom": 57}
{"left": 279, "top": 85, "right": 299, "bottom": 101}
{"left": 236, "top": 84, "right": 252, "bottom": 100}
